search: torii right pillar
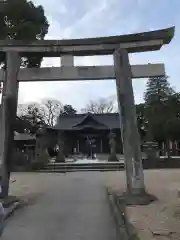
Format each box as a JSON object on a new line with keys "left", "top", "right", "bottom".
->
{"left": 113, "top": 48, "right": 156, "bottom": 205}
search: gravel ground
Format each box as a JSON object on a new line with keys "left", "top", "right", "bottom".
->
{"left": 105, "top": 169, "right": 180, "bottom": 240}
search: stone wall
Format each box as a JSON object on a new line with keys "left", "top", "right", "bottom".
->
{"left": 143, "top": 157, "right": 180, "bottom": 169}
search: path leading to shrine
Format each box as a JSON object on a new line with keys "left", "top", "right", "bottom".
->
{"left": 2, "top": 172, "right": 118, "bottom": 240}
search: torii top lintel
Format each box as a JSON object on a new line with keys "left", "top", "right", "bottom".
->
{"left": 0, "top": 27, "right": 175, "bottom": 57}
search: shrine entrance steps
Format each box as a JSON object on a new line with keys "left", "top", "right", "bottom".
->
{"left": 40, "top": 162, "right": 124, "bottom": 172}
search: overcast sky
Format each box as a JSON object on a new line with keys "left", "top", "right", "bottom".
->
{"left": 17, "top": 0, "right": 180, "bottom": 110}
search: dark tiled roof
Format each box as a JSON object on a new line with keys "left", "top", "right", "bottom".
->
{"left": 55, "top": 113, "right": 120, "bottom": 130}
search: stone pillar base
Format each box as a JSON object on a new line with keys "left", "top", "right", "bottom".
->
{"left": 56, "top": 151, "right": 65, "bottom": 163}
{"left": 108, "top": 154, "right": 119, "bottom": 162}
{"left": 120, "top": 191, "right": 157, "bottom": 206}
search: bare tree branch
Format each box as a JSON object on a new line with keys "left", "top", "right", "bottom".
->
{"left": 41, "top": 99, "right": 63, "bottom": 127}
{"left": 81, "top": 96, "right": 117, "bottom": 114}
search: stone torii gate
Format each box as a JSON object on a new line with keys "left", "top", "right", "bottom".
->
{"left": 0, "top": 26, "right": 175, "bottom": 201}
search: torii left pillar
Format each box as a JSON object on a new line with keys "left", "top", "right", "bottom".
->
{"left": 0, "top": 52, "right": 20, "bottom": 198}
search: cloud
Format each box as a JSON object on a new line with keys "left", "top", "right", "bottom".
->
{"left": 16, "top": 0, "right": 180, "bottom": 110}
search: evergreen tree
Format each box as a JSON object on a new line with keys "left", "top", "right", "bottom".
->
{"left": 0, "top": 0, "right": 49, "bottom": 68}
{"left": 18, "top": 104, "right": 46, "bottom": 134}
{"left": 59, "top": 105, "right": 77, "bottom": 116}
{"left": 143, "top": 76, "right": 180, "bottom": 146}
{"left": 144, "top": 76, "right": 175, "bottom": 104}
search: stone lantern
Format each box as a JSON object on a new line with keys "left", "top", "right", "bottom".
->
{"left": 142, "top": 127, "right": 159, "bottom": 163}
{"left": 108, "top": 131, "right": 119, "bottom": 162}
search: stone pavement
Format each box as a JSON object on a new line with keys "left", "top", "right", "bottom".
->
{"left": 2, "top": 172, "right": 118, "bottom": 240}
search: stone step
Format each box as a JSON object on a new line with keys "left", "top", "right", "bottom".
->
{"left": 42, "top": 162, "right": 124, "bottom": 172}
{"left": 38, "top": 168, "right": 123, "bottom": 172}
{"left": 46, "top": 162, "right": 123, "bottom": 167}
{"left": 44, "top": 164, "right": 124, "bottom": 170}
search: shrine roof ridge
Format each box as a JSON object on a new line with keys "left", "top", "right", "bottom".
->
{"left": 0, "top": 26, "right": 175, "bottom": 56}
{"left": 57, "top": 113, "right": 120, "bottom": 118}
{"left": 54, "top": 113, "right": 120, "bottom": 130}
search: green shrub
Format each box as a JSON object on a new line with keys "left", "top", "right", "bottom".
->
{"left": 12, "top": 151, "right": 27, "bottom": 166}
{"left": 35, "top": 150, "right": 50, "bottom": 163}
{"left": 30, "top": 150, "right": 50, "bottom": 171}
{"left": 30, "top": 161, "right": 45, "bottom": 170}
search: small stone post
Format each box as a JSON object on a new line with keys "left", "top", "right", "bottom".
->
{"left": 0, "top": 52, "right": 20, "bottom": 198}
{"left": 113, "top": 48, "right": 146, "bottom": 198}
